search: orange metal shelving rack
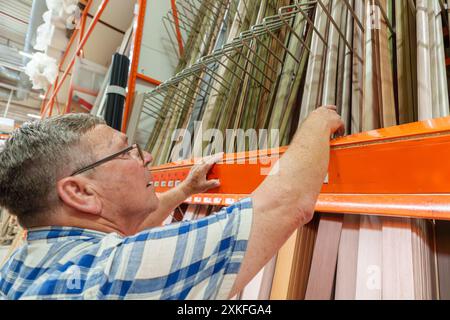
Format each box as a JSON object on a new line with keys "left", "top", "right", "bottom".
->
{"left": 150, "top": 116, "right": 450, "bottom": 221}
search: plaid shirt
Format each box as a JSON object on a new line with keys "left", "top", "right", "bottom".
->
{"left": 0, "top": 198, "right": 253, "bottom": 300}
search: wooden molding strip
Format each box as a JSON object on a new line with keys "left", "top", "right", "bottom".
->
{"left": 305, "top": 214, "right": 343, "bottom": 300}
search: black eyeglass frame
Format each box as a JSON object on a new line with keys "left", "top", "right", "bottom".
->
{"left": 70, "top": 144, "right": 145, "bottom": 176}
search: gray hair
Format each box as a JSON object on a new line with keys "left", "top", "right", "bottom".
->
{"left": 0, "top": 113, "right": 105, "bottom": 227}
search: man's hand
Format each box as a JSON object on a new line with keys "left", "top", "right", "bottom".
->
{"left": 309, "top": 105, "right": 345, "bottom": 137}
{"left": 138, "top": 153, "right": 223, "bottom": 230}
{"left": 180, "top": 153, "right": 222, "bottom": 196}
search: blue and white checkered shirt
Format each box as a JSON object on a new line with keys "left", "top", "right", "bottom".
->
{"left": 0, "top": 198, "right": 253, "bottom": 300}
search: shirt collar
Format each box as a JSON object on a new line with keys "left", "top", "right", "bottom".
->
{"left": 26, "top": 226, "right": 109, "bottom": 241}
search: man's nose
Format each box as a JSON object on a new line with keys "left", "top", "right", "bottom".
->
{"left": 143, "top": 151, "right": 153, "bottom": 167}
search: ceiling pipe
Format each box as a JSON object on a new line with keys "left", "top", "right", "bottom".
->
{"left": 16, "top": 0, "right": 47, "bottom": 100}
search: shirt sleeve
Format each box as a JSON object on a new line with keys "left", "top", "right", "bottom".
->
{"left": 102, "top": 197, "right": 253, "bottom": 300}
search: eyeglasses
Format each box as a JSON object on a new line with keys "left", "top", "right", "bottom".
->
{"left": 70, "top": 144, "right": 145, "bottom": 176}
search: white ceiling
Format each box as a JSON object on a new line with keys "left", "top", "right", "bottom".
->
{"left": 90, "top": 0, "right": 136, "bottom": 33}
{"left": 82, "top": 0, "right": 136, "bottom": 66}
{"left": 0, "top": 0, "right": 32, "bottom": 49}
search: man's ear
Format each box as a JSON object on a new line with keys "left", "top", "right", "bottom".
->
{"left": 57, "top": 177, "right": 102, "bottom": 215}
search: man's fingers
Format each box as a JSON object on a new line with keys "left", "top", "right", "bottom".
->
{"left": 205, "top": 152, "right": 224, "bottom": 165}
{"left": 339, "top": 123, "right": 345, "bottom": 135}
{"left": 322, "top": 105, "right": 337, "bottom": 111}
{"left": 334, "top": 123, "right": 345, "bottom": 138}
{"left": 201, "top": 153, "right": 224, "bottom": 172}
{"left": 206, "top": 179, "right": 221, "bottom": 189}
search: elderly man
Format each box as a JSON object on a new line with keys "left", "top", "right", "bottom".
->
{"left": 0, "top": 106, "right": 343, "bottom": 299}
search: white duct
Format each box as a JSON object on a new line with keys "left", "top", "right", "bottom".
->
{"left": 27, "top": 0, "right": 80, "bottom": 90}
{"left": 34, "top": 17, "right": 53, "bottom": 51}
{"left": 24, "top": 53, "right": 58, "bottom": 90}
{"left": 33, "top": 0, "right": 80, "bottom": 65}
{"left": 45, "top": 0, "right": 80, "bottom": 29}
{"left": 35, "top": 13, "right": 69, "bottom": 53}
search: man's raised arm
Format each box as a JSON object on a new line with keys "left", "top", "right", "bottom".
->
{"left": 230, "top": 105, "right": 344, "bottom": 297}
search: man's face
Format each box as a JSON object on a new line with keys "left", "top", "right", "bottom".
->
{"left": 83, "top": 125, "right": 159, "bottom": 226}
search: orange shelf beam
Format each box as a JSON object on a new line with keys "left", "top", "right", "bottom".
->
{"left": 79, "top": 0, "right": 94, "bottom": 42}
{"left": 64, "top": 0, "right": 94, "bottom": 113}
{"left": 64, "top": 0, "right": 95, "bottom": 114}
{"left": 315, "top": 194, "right": 450, "bottom": 220}
{"left": 179, "top": 193, "right": 450, "bottom": 221}
{"left": 122, "top": 0, "right": 147, "bottom": 133}
{"left": 40, "top": 27, "right": 79, "bottom": 116}
{"left": 136, "top": 72, "right": 162, "bottom": 86}
{"left": 150, "top": 116, "right": 450, "bottom": 221}
{"left": 170, "top": 0, "right": 184, "bottom": 56}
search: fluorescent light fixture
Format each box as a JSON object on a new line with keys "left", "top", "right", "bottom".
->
{"left": 27, "top": 114, "right": 41, "bottom": 119}
{"left": 0, "top": 117, "right": 15, "bottom": 133}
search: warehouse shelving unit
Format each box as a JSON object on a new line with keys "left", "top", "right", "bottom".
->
{"left": 151, "top": 116, "right": 450, "bottom": 220}
{"left": 36, "top": 0, "right": 450, "bottom": 300}
{"left": 135, "top": 0, "right": 450, "bottom": 300}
